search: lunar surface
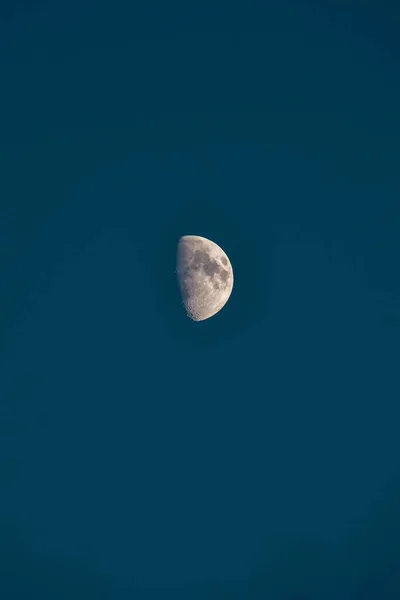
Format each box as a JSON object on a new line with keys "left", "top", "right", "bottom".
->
{"left": 176, "top": 235, "right": 234, "bottom": 321}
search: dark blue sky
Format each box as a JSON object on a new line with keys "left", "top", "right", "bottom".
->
{"left": 1, "top": 1, "right": 399, "bottom": 598}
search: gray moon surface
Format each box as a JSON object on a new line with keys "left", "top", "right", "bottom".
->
{"left": 176, "top": 235, "right": 234, "bottom": 321}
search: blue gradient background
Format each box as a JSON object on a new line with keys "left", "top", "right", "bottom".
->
{"left": 1, "top": 1, "right": 399, "bottom": 598}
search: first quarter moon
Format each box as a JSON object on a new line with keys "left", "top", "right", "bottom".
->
{"left": 176, "top": 235, "right": 234, "bottom": 321}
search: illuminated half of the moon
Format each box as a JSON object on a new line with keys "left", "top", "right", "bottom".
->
{"left": 176, "top": 235, "right": 234, "bottom": 321}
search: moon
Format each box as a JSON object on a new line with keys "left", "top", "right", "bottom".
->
{"left": 176, "top": 235, "right": 234, "bottom": 321}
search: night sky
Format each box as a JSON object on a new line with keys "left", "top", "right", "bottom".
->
{"left": 1, "top": 1, "right": 399, "bottom": 598}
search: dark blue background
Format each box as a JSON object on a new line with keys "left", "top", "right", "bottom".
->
{"left": 1, "top": 1, "right": 399, "bottom": 598}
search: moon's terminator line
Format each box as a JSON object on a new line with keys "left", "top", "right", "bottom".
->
{"left": 176, "top": 235, "right": 234, "bottom": 321}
